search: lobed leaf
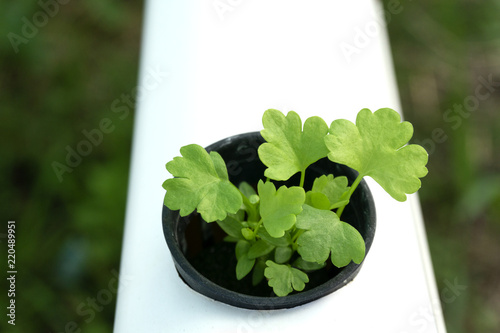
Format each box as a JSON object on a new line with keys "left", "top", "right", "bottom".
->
{"left": 264, "top": 261, "right": 309, "bottom": 297}
{"left": 306, "top": 174, "right": 350, "bottom": 210}
{"left": 296, "top": 205, "right": 365, "bottom": 268}
{"left": 325, "top": 108, "right": 428, "bottom": 202}
{"left": 163, "top": 144, "right": 242, "bottom": 222}
{"left": 258, "top": 180, "right": 305, "bottom": 238}
{"left": 258, "top": 109, "right": 329, "bottom": 181}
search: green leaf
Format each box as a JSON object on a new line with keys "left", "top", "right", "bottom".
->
{"left": 258, "top": 180, "right": 305, "bottom": 238}
{"left": 257, "top": 228, "right": 292, "bottom": 247}
{"left": 309, "top": 174, "right": 350, "bottom": 209}
{"left": 296, "top": 205, "right": 365, "bottom": 267}
{"left": 223, "top": 236, "right": 239, "bottom": 243}
{"left": 264, "top": 261, "right": 309, "bottom": 297}
{"left": 236, "top": 255, "right": 255, "bottom": 280}
{"left": 216, "top": 216, "right": 244, "bottom": 240}
{"left": 275, "top": 246, "right": 293, "bottom": 264}
{"left": 235, "top": 240, "right": 255, "bottom": 280}
{"left": 293, "top": 257, "right": 326, "bottom": 272}
{"left": 235, "top": 240, "right": 251, "bottom": 260}
{"left": 238, "top": 181, "right": 260, "bottom": 222}
{"left": 249, "top": 194, "right": 260, "bottom": 204}
{"left": 239, "top": 181, "right": 257, "bottom": 198}
{"left": 232, "top": 209, "right": 247, "bottom": 223}
{"left": 325, "top": 108, "right": 428, "bottom": 202}
{"left": 305, "top": 192, "right": 331, "bottom": 210}
{"left": 258, "top": 109, "right": 329, "bottom": 181}
{"left": 163, "top": 144, "right": 243, "bottom": 222}
{"left": 248, "top": 240, "right": 275, "bottom": 259}
{"left": 241, "top": 228, "right": 255, "bottom": 241}
{"left": 252, "top": 259, "right": 267, "bottom": 286}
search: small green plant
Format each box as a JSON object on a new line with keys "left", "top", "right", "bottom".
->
{"left": 162, "top": 108, "right": 428, "bottom": 296}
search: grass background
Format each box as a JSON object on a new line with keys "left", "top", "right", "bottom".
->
{"left": 1, "top": 0, "right": 499, "bottom": 332}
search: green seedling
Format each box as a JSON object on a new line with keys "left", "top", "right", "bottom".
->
{"left": 163, "top": 108, "right": 428, "bottom": 296}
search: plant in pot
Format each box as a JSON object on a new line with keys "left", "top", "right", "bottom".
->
{"left": 162, "top": 108, "right": 428, "bottom": 309}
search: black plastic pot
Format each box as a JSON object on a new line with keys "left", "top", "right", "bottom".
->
{"left": 162, "top": 131, "right": 376, "bottom": 310}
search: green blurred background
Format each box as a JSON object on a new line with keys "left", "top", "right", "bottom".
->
{"left": 1, "top": 1, "right": 499, "bottom": 332}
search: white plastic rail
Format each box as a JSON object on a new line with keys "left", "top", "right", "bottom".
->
{"left": 114, "top": 1, "right": 447, "bottom": 332}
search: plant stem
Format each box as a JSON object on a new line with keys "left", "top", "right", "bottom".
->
{"left": 252, "top": 219, "right": 264, "bottom": 238}
{"left": 299, "top": 169, "right": 306, "bottom": 188}
{"left": 239, "top": 189, "right": 259, "bottom": 222}
{"left": 292, "top": 229, "right": 304, "bottom": 243}
{"left": 336, "top": 173, "right": 364, "bottom": 218}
